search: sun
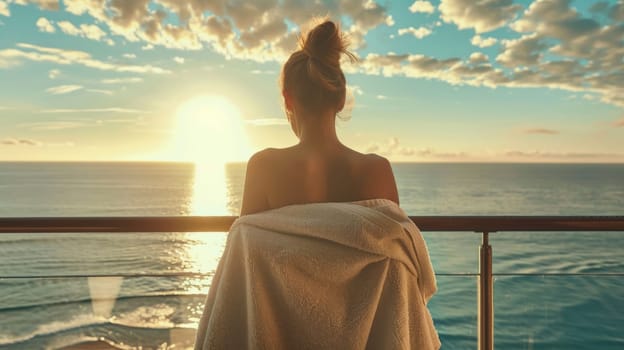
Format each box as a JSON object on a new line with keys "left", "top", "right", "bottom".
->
{"left": 169, "top": 95, "right": 250, "bottom": 165}
{"left": 166, "top": 95, "right": 250, "bottom": 215}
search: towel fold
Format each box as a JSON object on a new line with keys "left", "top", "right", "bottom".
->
{"left": 194, "top": 198, "right": 440, "bottom": 349}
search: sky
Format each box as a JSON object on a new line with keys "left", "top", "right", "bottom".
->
{"left": 0, "top": 0, "right": 623, "bottom": 163}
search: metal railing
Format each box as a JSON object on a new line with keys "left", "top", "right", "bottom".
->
{"left": 1, "top": 216, "right": 624, "bottom": 350}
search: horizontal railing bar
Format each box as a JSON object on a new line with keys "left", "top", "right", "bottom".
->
{"left": 413, "top": 216, "right": 624, "bottom": 232}
{"left": 0, "top": 216, "right": 235, "bottom": 233}
{"left": 0, "top": 273, "right": 480, "bottom": 279}
{"left": 493, "top": 272, "right": 624, "bottom": 276}
{"left": 1, "top": 216, "right": 623, "bottom": 233}
{"left": 4, "top": 272, "right": 624, "bottom": 279}
{"left": 0, "top": 272, "right": 212, "bottom": 279}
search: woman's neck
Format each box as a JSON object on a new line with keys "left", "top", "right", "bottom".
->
{"left": 296, "top": 110, "right": 342, "bottom": 150}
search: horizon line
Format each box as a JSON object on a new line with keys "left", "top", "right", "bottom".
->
{"left": 1, "top": 160, "right": 624, "bottom": 165}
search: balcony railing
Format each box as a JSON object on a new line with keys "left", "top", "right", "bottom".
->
{"left": 1, "top": 216, "right": 624, "bottom": 350}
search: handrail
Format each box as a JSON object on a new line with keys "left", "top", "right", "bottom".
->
{"left": 1, "top": 216, "right": 623, "bottom": 350}
{"left": 1, "top": 215, "right": 623, "bottom": 233}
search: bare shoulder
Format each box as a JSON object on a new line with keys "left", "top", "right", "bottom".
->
{"left": 342, "top": 148, "right": 393, "bottom": 178}
{"left": 363, "top": 153, "right": 395, "bottom": 184}
{"left": 240, "top": 148, "right": 278, "bottom": 215}
{"left": 363, "top": 152, "right": 391, "bottom": 168}
{"left": 249, "top": 147, "right": 296, "bottom": 165}
{"left": 248, "top": 147, "right": 278, "bottom": 163}
{"left": 244, "top": 147, "right": 286, "bottom": 188}
{"left": 240, "top": 147, "right": 298, "bottom": 215}
{"left": 361, "top": 152, "right": 400, "bottom": 205}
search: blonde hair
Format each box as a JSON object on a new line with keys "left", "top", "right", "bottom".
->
{"left": 281, "top": 20, "right": 356, "bottom": 115}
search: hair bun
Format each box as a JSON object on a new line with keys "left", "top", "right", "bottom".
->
{"left": 281, "top": 19, "right": 356, "bottom": 114}
{"left": 301, "top": 20, "right": 351, "bottom": 67}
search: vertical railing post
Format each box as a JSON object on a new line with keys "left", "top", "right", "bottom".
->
{"left": 478, "top": 231, "right": 493, "bottom": 350}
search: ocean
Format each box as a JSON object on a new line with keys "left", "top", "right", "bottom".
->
{"left": 0, "top": 162, "right": 623, "bottom": 349}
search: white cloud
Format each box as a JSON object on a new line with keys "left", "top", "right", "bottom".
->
{"left": 0, "top": 1, "right": 9, "bottom": 17}
{"left": 511, "top": 0, "right": 599, "bottom": 41}
{"left": 40, "top": 107, "right": 147, "bottom": 114}
{"left": 86, "top": 88, "right": 113, "bottom": 95}
{"left": 496, "top": 34, "right": 546, "bottom": 67}
{"left": 365, "top": 137, "right": 417, "bottom": 157}
{"left": 57, "top": 20, "right": 108, "bottom": 41}
{"left": 471, "top": 35, "right": 497, "bottom": 48}
{"left": 4, "top": 0, "right": 621, "bottom": 112}
{"left": 96, "top": 117, "right": 141, "bottom": 124}
{"left": 36, "top": 17, "right": 55, "bottom": 33}
{"left": 359, "top": 53, "right": 463, "bottom": 81}
{"left": 80, "top": 23, "right": 107, "bottom": 41}
{"left": 173, "top": 56, "right": 184, "bottom": 64}
{"left": 350, "top": 18, "right": 624, "bottom": 106}
{"left": 469, "top": 52, "right": 489, "bottom": 64}
{"left": 348, "top": 85, "right": 364, "bottom": 96}
{"left": 38, "top": 0, "right": 393, "bottom": 62}
{"left": 245, "top": 118, "right": 289, "bottom": 126}
{"left": 57, "top": 21, "right": 81, "bottom": 36}
{"left": 141, "top": 44, "right": 154, "bottom": 50}
{"left": 397, "top": 26, "right": 432, "bottom": 39}
{"left": 123, "top": 53, "right": 137, "bottom": 59}
{"left": 250, "top": 69, "right": 275, "bottom": 74}
{"left": 13, "top": 0, "right": 58, "bottom": 11}
{"left": 439, "top": 0, "right": 522, "bottom": 33}
{"left": 1, "top": 137, "right": 76, "bottom": 148}
{"left": 0, "top": 43, "right": 171, "bottom": 74}
{"left": 376, "top": 95, "right": 387, "bottom": 100}
{"left": 343, "top": 24, "right": 368, "bottom": 50}
{"left": 45, "top": 84, "right": 83, "bottom": 95}
{"left": 509, "top": 0, "right": 620, "bottom": 76}
{"left": 101, "top": 77, "right": 143, "bottom": 84}
{"left": 64, "top": 0, "right": 106, "bottom": 19}
{"left": 18, "top": 121, "right": 89, "bottom": 130}
{"left": 409, "top": 1, "right": 435, "bottom": 14}
{"left": 493, "top": 0, "right": 624, "bottom": 108}
{"left": 366, "top": 139, "right": 473, "bottom": 160}
{"left": 503, "top": 150, "right": 624, "bottom": 161}
{"left": 48, "top": 68, "right": 60, "bottom": 79}
{"left": 1, "top": 138, "right": 42, "bottom": 146}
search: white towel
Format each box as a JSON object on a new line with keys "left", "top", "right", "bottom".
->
{"left": 194, "top": 198, "right": 440, "bottom": 349}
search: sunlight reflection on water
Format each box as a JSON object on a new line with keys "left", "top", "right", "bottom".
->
{"left": 81, "top": 161, "right": 236, "bottom": 346}
{"left": 82, "top": 162, "right": 232, "bottom": 347}
{"left": 184, "top": 161, "right": 229, "bottom": 295}
{"left": 191, "top": 162, "right": 228, "bottom": 216}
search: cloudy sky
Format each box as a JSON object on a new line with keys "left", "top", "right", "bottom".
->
{"left": 0, "top": 0, "right": 622, "bottom": 162}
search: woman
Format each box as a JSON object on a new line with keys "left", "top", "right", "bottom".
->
{"left": 240, "top": 20, "right": 399, "bottom": 215}
{"left": 195, "top": 20, "right": 439, "bottom": 350}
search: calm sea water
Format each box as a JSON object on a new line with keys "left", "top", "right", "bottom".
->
{"left": 0, "top": 162, "right": 623, "bottom": 349}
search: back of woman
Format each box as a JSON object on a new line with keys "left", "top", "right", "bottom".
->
{"left": 245, "top": 146, "right": 397, "bottom": 213}
{"left": 240, "top": 20, "right": 398, "bottom": 215}
{"left": 195, "top": 19, "right": 439, "bottom": 350}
